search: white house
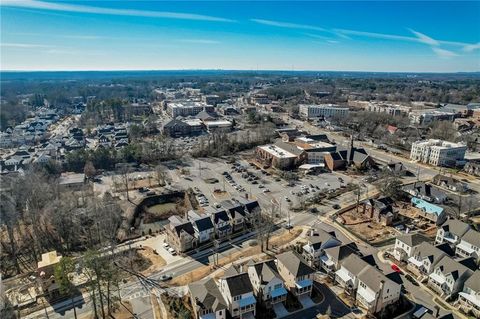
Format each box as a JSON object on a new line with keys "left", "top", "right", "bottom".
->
{"left": 456, "top": 229, "right": 480, "bottom": 261}
{"left": 302, "top": 228, "right": 342, "bottom": 268}
{"left": 406, "top": 242, "right": 450, "bottom": 277}
{"left": 393, "top": 233, "right": 429, "bottom": 262}
{"left": 428, "top": 255, "right": 473, "bottom": 297}
{"left": 192, "top": 216, "right": 215, "bottom": 244}
{"left": 335, "top": 254, "right": 372, "bottom": 293}
{"left": 218, "top": 271, "right": 256, "bottom": 319}
{"left": 247, "top": 260, "right": 287, "bottom": 308}
{"left": 458, "top": 270, "right": 480, "bottom": 317}
{"left": 276, "top": 250, "right": 315, "bottom": 297}
{"left": 322, "top": 244, "right": 357, "bottom": 274}
{"left": 356, "top": 266, "right": 401, "bottom": 314}
{"left": 435, "top": 219, "right": 470, "bottom": 246}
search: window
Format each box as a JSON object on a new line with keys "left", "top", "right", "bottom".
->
{"left": 233, "top": 295, "right": 241, "bottom": 301}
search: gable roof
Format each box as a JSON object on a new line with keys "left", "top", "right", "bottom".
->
{"left": 435, "top": 255, "right": 473, "bottom": 280}
{"left": 249, "top": 260, "right": 281, "bottom": 284}
{"left": 324, "top": 244, "right": 357, "bottom": 262}
{"left": 341, "top": 254, "right": 372, "bottom": 277}
{"left": 276, "top": 250, "right": 315, "bottom": 277}
{"left": 461, "top": 229, "right": 480, "bottom": 247}
{"left": 397, "top": 233, "right": 429, "bottom": 247}
{"left": 223, "top": 272, "right": 253, "bottom": 296}
{"left": 440, "top": 219, "right": 470, "bottom": 238}
{"left": 464, "top": 270, "right": 480, "bottom": 292}
{"left": 173, "top": 221, "right": 195, "bottom": 237}
{"left": 189, "top": 278, "right": 227, "bottom": 313}
{"left": 358, "top": 266, "right": 399, "bottom": 293}
{"left": 416, "top": 242, "right": 448, "bottom": 264}
{"left": 194, "top": 216, "right": 214, "bottom": 232}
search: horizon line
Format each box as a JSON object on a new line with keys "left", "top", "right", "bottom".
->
{"left": 2, "top": 68, "right": 480, "bottom": 74}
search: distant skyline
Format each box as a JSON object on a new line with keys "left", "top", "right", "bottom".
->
{"left": 1, "top": 1, "right": 479, "bottom": 72}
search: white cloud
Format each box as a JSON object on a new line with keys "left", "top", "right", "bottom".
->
{"left": 432, "top": 47, "right": 458, "bottom": 58}
{"left": 177, "top": 39, "right": 221, "bottom": 44}
{"left": 1, "top": 0, "right": 234, "bottom": 22}
{"left": 463, "top": 42, "right": 480, "bottom": 52}
{"left": 409, "top": 29, "right": 439, "bottom": 46}
{"left": 1, "top": 42, "right": 53, "bottom": 48}
{"left": 251, "top": 19, "right": 327, "bottom": 32}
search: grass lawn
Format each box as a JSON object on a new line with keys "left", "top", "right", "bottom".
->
{"left": 146, "top": 203, "right": 177, "bottom": 215}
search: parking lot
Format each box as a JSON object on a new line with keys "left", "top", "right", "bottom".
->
{"left": 168, "top": 157, "right": 359, "bottom": 220}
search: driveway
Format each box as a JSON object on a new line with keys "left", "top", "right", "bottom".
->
{"left": 298, "top": 294, "right": 315, "bottom": 308}
{"left": 133, "top": 234, "right": 182, "bottom": 264}
{"left": 273, "top": 302, "right": 289, "bottom": 318}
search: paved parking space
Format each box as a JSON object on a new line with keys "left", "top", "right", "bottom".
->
{"left": 298, "top": 294, "right": 315, "bottom": 308}
{"left": 273, "top": 302, "right": 289, "bottom": 318}
{"left": 133, "top": 234, "right": 182, "bottom": 264}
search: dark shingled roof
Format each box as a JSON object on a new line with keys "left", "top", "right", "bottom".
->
{"left": 194, "top": 217, "right": 214, "bottom": 232}
{"left": 276, "top": 250, "right": 315, "bottom": 277}
{"left": 223, "top": 273, "right": 254, "bottom": 297}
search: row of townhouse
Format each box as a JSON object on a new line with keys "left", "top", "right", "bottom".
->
{"left": 165, "top": 198, "right": 260, "bottom": 253}
{"left": 188, "top": 250, "right": 315, "bottom": 319}
{"left": 301, "top": 227, "right": 402, "bottom": 314}
{"left": 392, "top": 219, "right": 480, "bottom": 316}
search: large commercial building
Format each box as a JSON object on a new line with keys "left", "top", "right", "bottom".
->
{"left": 299, "top": 104, "right": 349, "bottom": 120}
{"left": 410, "top": 139, "right": 467, "bottom": 167}
{"left": 365, "top": 102, "right": 411, "bottom": 116}
{"left": 409, "top": 110, "right": 456, "bottom": 125}
{"left": 255, "top": 141, "right": 307, "bottom": 170}
{"left": 167, "top": 101, "right": 213, "bottom": 118}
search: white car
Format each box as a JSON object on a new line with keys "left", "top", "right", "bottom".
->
{"left": 168, "top": 247, "right": 176, "bottom": 255}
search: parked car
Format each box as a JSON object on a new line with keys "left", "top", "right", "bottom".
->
{"left": 160, "top": 274, "right": 172, "bottom": 281}
{"left": 391, "top": 264, "right": 402, "bottom": 274}
{"left": 332, "top": 204, "right": 341, "bottom": 209}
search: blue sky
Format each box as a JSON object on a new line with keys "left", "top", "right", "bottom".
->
{"left": 1, "top": 1, "right": 479, "bottom": 72}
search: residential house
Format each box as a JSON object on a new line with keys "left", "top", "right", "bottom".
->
{"left": 189, "top": 278, "right": 227, "bottom": 319}
{"left": 428, "top": 255, "right": 473, "bottom": 297}
{"left": 165, "top": 216, "right": 196, "bottom": 253}
{"left": 361, "top": 197, "right": 398, "bottom": 226}
{"left": 335, "top": 254, "right": 372, "bottom": 294}
{"left": 218, "top": 271, "right": 256, "bottom": 319}
{"left": 432, "top": 174, "right": 468, "bottom": 193}
{"left": 458, "top": 270, "right": 480, "bottom": 317}
{"left": 276, "top": 250, "right": 315, "bottom": 297}
{"left": 403, "top": 182, "right": 447, "bottom": 204}
{"left": 192, "top": 216, "right": 215, "bottom": 244}
{"left": 456, "top": 229, "right": 480, "bottom": 261}
{"left": 247, "top": 260, "right": 287, "bottom": 308}
{"left": 322, "top": 244, "right": 358, "bottom": 275}
{"left": 37, "top": 251, "right": 62, "bottom": 296}
{"left": 211, "top": 210, "right": 232, "bottom": 240}
{"left": 411, "top": 197, "right": 447, "bottom": 225}
{"left": 302, "top": 228, "right": 342, "bottom": 268}
{"left": 393, "top": 233, "right": 429, "bottom": 262}
{"left": 356, "top": 266, "right": 401, "bottom": 314}
{"left": 406, "top": 242, "right": 452, "bottom": 277}
{"left": 435, "top": 219, "right": 471, "bottom": 247}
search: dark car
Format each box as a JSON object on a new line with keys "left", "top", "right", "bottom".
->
{"left": 332, "top": 204, "right": 341, "bottom": 209}
{"left": 146, "top": 191, "right": 156, "bottom": 196}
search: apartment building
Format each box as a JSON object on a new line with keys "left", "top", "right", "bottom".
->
{"left": 299, "top": 104, "right": 349, "bottom": 120}
{"left": 167, "top": 101, "right": 213, "bottom": 118}
{"left": 410, "top": 139, "right": 467, "bottom": 167}
{"left": 409, "top": 110, "right": 456, "bottom": 125}
{"left": 365, "top": 102, "right": 411, "bottom": 116}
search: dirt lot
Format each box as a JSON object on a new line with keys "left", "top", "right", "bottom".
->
{"left": 339, "top": 208, "right": 396, "bottom": 243}
{"left": 137, "top": 246, "right": 167, "bottom": 275}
